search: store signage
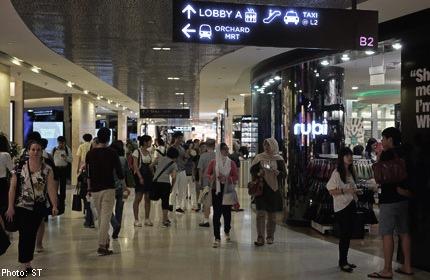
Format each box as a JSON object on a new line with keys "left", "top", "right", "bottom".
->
{"left": 168, "top": 126, "right": 193, "bottom": 133}
{"left": 139, "top": 109, "right": 190, "bottom": 119}
{"left": 294, "top": 121, "right": 328, "bottom": 136}
{"left": 173, "top": 0, "right": 378, "bottom": 50}
{"left": 411, "top": 68, "right": 430, "bottom": 128}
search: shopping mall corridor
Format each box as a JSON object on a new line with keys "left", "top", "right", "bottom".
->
{"left": 1, "top": 188, "right": 429, "bottom": 280}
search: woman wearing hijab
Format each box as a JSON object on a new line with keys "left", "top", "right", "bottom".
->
{"left": 250, "top": 138, "right": 286, "bottom": 246}
{"left": 207, "top": 143, "right": 239, "bottom": 248}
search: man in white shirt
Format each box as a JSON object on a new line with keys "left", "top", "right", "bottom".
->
{"left": 76, "top": 133, "right": 93, "bottom": 174}
{"left": 52, "top": 136, "right": 72, "bottom": 205}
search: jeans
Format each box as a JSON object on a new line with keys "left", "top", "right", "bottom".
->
{"left": 110, "top": 193, "right": 124, "bottom": 230}
{"left": 15, "top": 207, "right": 43, "bottom": 263}
{"left": 212, "top": 187, "right": 231, "bottom": 240}
{"left": 256, "top": 210, "right": 277, "bottom": 240}
{"left": 55, "top": 166, "right": 68, "bottom": 203}
{"left": 335, "top": 201, "right": 357, "bottom": 266}
{"left": 92, "top": 189, "right": 115, "bottom": 247}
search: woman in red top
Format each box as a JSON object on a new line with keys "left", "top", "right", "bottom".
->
{"left": 207, "top": 143, "right": 238, "bottom": 248}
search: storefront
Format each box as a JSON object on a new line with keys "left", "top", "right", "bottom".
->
{"left": 249, "top": 9, "right": 430, "bottom": 271}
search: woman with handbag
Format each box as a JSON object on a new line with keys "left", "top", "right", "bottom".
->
{"left": 250, "top": 138, "right": 286, "bottom": 246}
{"left": 326, "top": 147, "right": 359, "bottom": 273}
{"left": 132, "top": 135, "right": 154, "bottom": 227}
{"left": 207, "top": 143, "right": 238, "bottom": 248}
{"left": 5, "top": 140, "right": 58, "bottom": 277}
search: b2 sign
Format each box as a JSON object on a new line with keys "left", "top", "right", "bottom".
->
{"left": 173, "top": 0, "right": 378, "bottom": 50}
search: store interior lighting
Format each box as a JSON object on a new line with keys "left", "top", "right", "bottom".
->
{"left": 83, "top": 90, "right": 89, "bottom": 94}
{"left": 175, "top": 92, "right": 184, "bottom": 95}
{"left": 11, "top": 57, "right": 23, "bottom": 66}
{"left": 352, "top": 86, "right": 359, "bottom": 90}
{"left": 341, "top": 54, "right": 350, "bottom": 61}
{"left": 392, "top": 43, "right": 402, "bottom": 50}
{"left": 31, "top": 66, "right": 41, "bottom": 73}
{"left": 365, "top": 50, "right": 375, "bottom": 55}
{"left": 320, "top": 60, "right": 330, "bottom": 66}
{"left": 66, "top": 81, "right": 74, "bottom": 88}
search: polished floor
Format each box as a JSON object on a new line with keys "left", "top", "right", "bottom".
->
{"left": 1, "top": 188, "right": 429, "bottom": 280}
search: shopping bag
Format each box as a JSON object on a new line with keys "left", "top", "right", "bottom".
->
{"left": 72, "top": 194, "right": 82, "bottom": 212}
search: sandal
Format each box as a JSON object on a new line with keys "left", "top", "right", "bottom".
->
{"left": 367, "top": 272, "right": 393, "bottom": 279}
{"left": 395, "top": 268, "right": 414, "bottom": 276}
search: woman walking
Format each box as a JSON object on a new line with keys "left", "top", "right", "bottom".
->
{"left": 326, "top": 147, "right": 359, "bottom": 273}
{"left": 133, "top": 135, "right": 154, "bottom": 227}
{"left": 250, "top": 138, "right": 286, "bottom": 246}
{"left": 153, "top": 147, "right": 179, "bottom": 227}
{"left": 5, "top": 140, "right": 58, "bottom": 276}
{"left": 207, "top": 143, "right": 238, "bottom": 248}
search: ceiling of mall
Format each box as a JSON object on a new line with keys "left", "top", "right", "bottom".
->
{"left": 10, "top": 0, "right": 364, "bottom": 119}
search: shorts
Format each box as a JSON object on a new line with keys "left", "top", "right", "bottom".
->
{"left": 134, "top": 174, "right": 153, "bottom": 194}
{"left": 379, "top": 201, "right": 409, "bottom": 236}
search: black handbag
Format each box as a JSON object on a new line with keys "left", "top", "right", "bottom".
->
{"left": 72, "top": 186, "right": 82, "bottom": 212}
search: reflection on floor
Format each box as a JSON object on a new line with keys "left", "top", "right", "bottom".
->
{"left": 1, "top": 188, "right": 429, "bottom": 280}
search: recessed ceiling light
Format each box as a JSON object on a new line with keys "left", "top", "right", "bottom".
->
{"left": 217, "top": 109, "right": 225, "bottom": 114}
{"left": 341, "top": 54, "right": 350, "bottom": 61}
{"left": 27, "top": 109, "right": 34, "bottom": 113}
{"left": 267, "top": 92, "right": 274, "bottom": 95}
{"left": 240, "top": 93, "right": 249, "bottom": 97}
{"left": 392, "top": 43, "right": 402, "bottom": 50}
{"left": 321, "top": 79, "right": 325, "bottom": 82}
{"left": 299, "top": 90, "right": 303, "bottom": 93}
{"left": 83, "top": 90, "right": 89, "bottom": 94}
{"left": 96, "top": 96, "right": 101, "bottom": 100}
{"left": 180, "top": 102, "right": 188, "bottom": 105}
{"left": 96, "top": 114, "right": 102, "bottom": 118}
{"left": 66, "top": 81, "right": 74, "bottom": 88}
{"left": 274, "top": 76, "right": 281, "bottom": 80}
{"left": 152, "top": 47, "right": 162, "bottom": 50}
{"left": 116, "top": 103, "right": 120, "bottom": 108}
{"left": 175, "top": 92, "right": 184, "bottom": 95}
{"left": 173, "top": 77, "right": 180, "bottom": 80}
{"left": 31, "top": 66, "right": 41, "bottom": 73}
{"left": 352, "top": 86, "right": 359, "bottom": 90}
{"left": 123, "top": 106, "right": 127, "bottom": 110}
{"left": 365, "top": 50, "right": 375, "bottom": 55}
{"left": 107, "top": 99, "right": 112, "bottom": 104}
{"left": 315, "top": 73, "right": 320, "bottom": 77}
{"left": 269, "top": 79, "right": 275, "bottom": 83}
{"left": 264, "top": 82, "right": 270, "bottom": 86}
{"left": 162, "top": 47, "right": 171, "bottom": 51}
{"left": 314, "top": 69, "right": 317, "bottom": 73}
{"left": 320, "top": 60, "right": 330, "bottom": 66}
{"left": 254, "top": 85, "right": 259, "bottom": 89}
{"left": 11, "top": 57, "right": 23, "bottom": 66}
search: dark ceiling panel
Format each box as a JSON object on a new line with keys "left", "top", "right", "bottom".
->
{"left": 11, "top": 0, "right": 359, "bottom": 117}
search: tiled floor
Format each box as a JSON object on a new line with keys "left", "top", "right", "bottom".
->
{"left": 1, "top": 188, "right": 429, "bottom": 279}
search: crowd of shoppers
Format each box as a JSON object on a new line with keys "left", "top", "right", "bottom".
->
{"left": 0, "top": 126, "right": 417, "bottom": 278}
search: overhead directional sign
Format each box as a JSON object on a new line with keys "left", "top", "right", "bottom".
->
{"left": 173, "top": 0, "right": 378, "bottom": 50}
{"left": 140, "top": 109, "right": 190, "bottom": 119}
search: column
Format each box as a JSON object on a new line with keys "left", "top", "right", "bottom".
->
{"left": 11, "top": 80, "right": 24, "bottom": 147}
{"left": 71, "top": 95, "right": 96, "bottom": 186}
{"left": 117, "top": 111, "right": 128, "bottom": 141}
{"left": 0, "top": 64, "right": 10, "bottom": 138}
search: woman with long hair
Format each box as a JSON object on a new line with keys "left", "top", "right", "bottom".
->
{"left": 365, "top": 138, "right": 378, "bottom": 162}
{"left": 132, "top": 135, "right": 154, "bottom": 227}
{"left": 207, "top": 143, "right": 238, "bottom": 248}
{"left": 5, "top": 140, "right": 58, "bottom": 276}
{"left": 326, "top": 147, "right": 359, "bottom": 273}
{"left": 250, "top": 138, "right": 286, "bottom": 246}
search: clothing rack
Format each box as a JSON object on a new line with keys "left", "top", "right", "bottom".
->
{"left": 304, "top": 157, "right": 377, "bottom": 235}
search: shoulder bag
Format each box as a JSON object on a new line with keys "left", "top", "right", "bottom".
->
{"left": 248, "top": 177, "right": 264, "bottom": 197}
{"left": 149, "top": 161, "right": 174, "bottom": 201}
{"left": 372, "top": 157, "right": 407, "bottom": 184}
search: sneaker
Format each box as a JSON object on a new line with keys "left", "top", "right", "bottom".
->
{"left": 97, "top": 248, "right": 113, "bottom": 256}
{"left": 176, "top": 208, "right": 185, "bottom": 213}
{"left": 166, "top": 219, "right": 172, "bottom": 224}
{"left": 266, "top": 238, "right": 274, "bottom": 245}
{"left": 339, "top": 265, "right": 353, "bottom": 273}
{"left": 112, "top": 227, "right": 120, "bottom": 239}
{"left": 199, "top": 222, "right": 210, "bottom": 227}
{"left": 212, "top": 239, "right": 221, "bottom": 248}
{"left": 162, "top": 222, "right": 170, "bottom": 228}
{"left": 225, "top": 233, "right": 231, "bottom": 242}
{"left": 144, "top": 220, "right": 154, "bottom": 227}
{"left": 168, "top": 205, "right": 174, "bottom": 212}
{"left": 134, "top": 221, "right": 142, "bottom": 227}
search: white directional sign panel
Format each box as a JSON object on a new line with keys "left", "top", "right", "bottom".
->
{"left": 172, "top": 0, "right": 378, "bottom": 50}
